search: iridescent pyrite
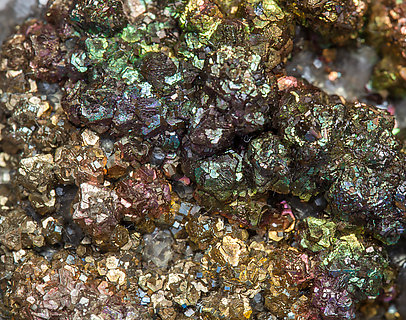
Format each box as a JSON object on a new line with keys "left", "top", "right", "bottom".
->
{"left": 367, "top": 0, "right": 406, "bottom": 96}
{"left": 283, "top": 0, "right": 369, "bottom": 45}
{"left": 0, "top": 0, "right": 405, "bottom": 319}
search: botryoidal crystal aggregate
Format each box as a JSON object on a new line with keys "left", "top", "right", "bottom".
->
{"left": 1, "top": 0, "right": 406, "bottom": 319}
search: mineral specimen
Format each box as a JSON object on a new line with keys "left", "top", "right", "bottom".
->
{"left": 284, "top": 0, "right": 369, "bottom": 45}
{"left": 367, "top": 0, "right": 406, "bottom": 97}
{"left": 0, "top": 0, "right": 406, "bottom": 319}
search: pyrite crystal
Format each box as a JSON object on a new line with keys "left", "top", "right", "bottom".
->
{"left": 0, "top": 0, "right": 406, "bottom": 319}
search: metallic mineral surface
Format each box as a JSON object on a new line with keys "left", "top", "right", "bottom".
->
{"left": 0, "top": 0, "right": 406, "bottom": 319}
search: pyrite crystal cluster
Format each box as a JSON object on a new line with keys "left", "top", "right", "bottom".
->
{"left": 1, "top": 0, "right": 406, "bottom": 319}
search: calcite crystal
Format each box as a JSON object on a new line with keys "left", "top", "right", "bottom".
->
{"left": 0, "top": 0, "right": 406, "bottom": 319}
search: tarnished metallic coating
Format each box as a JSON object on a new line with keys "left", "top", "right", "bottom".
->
{"left": 6, "top": 250, "right": 153, "bottom": 320}
{"left": 0, "top": 0, "right": 406, "bottom": 319}
{"left": 300, "top": 218, "right": 395, "bottom": 319}
{"left": 0, "top": 21, "right": 71, "bottom": 96}
{"left": 245, "top": 132, "right": 291, "bottom": 194}
{"left": 274, "top": 82, "right": 345, "bottom": 199}
{"left": 284, "top": 0, "right": 369, "bottom": 45}
{"left": 69, "top": 0, "right": 128, "bottom": 35}
{"left": 327, "top": 164, "right": 405, "bottom": 245}
{"left": 54, "top": 145, "right": 108, "bottom": 185}
{"left": 116, "top": 164, "right": 172, "bottom": 221}
{"left": 367, "top": 0, "right": 406, "bottom": 96}
{"left": 203, "top": 45, "right": 276, "bottom": 134}
{"left": 300, "top": 217, "right": 337, "bottom": 253}
{"left": 62, "top": 78, "right": 168, "bottom": 136}
{"left": 72, "top": 182, "right": 124, "bottom": 242}
{"left": 273, "top": 81, "right": 406, "bottom": 244}
{"left": 185, "top": 78, "right": 406, "bottom": 241}
{"left": 183, "top": 101, "right": 237, "bottom": 157}
{"left": 200, "top": 230, "right": 318, "bottom": 319}
{"left": 176, "top": 0, "right": 295, "bottom": 70}
{"left": 313, "top": 233, "right": 393, "bottom": 319}
{"left": 61, "top": 12, "right": 199, "bottom": 145}
{"left": 194, "top": 150, "right": 246, "bottom": 203}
